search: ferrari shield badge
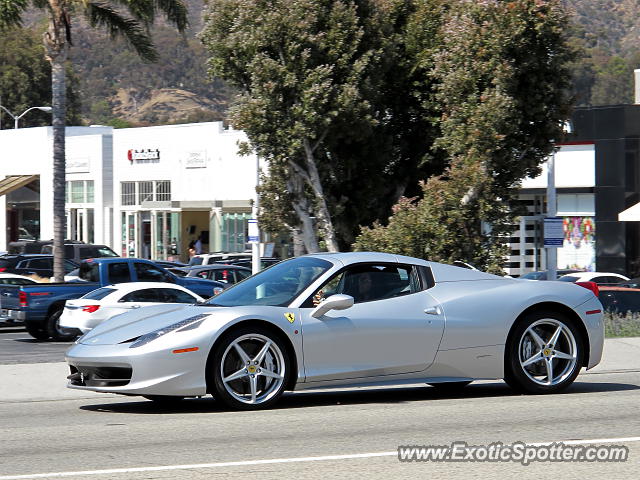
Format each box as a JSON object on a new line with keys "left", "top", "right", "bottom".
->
{"left": 284, "top": 312, "right": 295, "bottom": 323}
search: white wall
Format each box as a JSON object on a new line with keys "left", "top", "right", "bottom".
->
{"left": 521, "top": 143, "right": 595, "bottom": 189}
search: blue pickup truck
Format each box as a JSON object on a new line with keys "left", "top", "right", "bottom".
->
{"left": 0, "top": 257, "right": 225, "bottom": 341}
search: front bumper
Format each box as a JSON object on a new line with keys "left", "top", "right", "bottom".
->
{"left": 65, "top": 341, "right": 209, "bottom": 397}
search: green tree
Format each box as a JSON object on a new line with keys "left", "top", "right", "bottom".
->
{"left": 202, "top": 0, "right": 390, "bottom": 253}
{"left": 0, "top": 27, "right": 81, "bottom": 129}
{"left": 355, "top": 0, "right": 574, "bottom": 272}
{"left": 0, "top": 0, "right": 187, "bottom": 286}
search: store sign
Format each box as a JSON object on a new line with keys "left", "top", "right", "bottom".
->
{"left": 185, "top": 151, "right": 207, "bottom": 169}
{"left": 248, "top": 219, "right": 259, "bottom": 243}
{"left": 128, "top": 149, "right": 160, "bottom": 164}
{"left": 66, "top": 157, "right": 90, "bottom": 173}
{"left": 544, "top": 217, "right": 564, "bottom": 247}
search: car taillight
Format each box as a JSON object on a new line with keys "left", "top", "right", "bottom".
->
{"left": 81, "top": 305, "right": 100, "bottom": 313}
{"left": 0, "top": 267, "right": 6, "bottom": 272}
{"left": 576, "top": 281, "right": 599, "bottom": 297}
{"left": 19, "top": 291, "right": 27, "bottom": 307}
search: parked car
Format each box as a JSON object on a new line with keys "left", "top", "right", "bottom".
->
{"left": 519, "top": 269, "right": 582, "bottom": 280}
{"left": 65, "top": 252, "right": 604, "bottom": 409}
{"left": 216, "top": 257, "right": 281, "bottom": 270}
{"left": 183, "top": 264, "right": 252, "bottom": 285}
{"left": 40, "top": 243, "right": 119, "bottom": 264}
{"left": 0, "top": 254, "right": 79, "bottom": 279}
{"left": 59, "top": 282, "right": 204, "bottom": 334}
{"left": 598, "top": 286, "right": 640, "bottom": 314}
{"left": 0, "top": 273, "right": 39, "bottom": 285}
{"left": 188, "top": 252, "right": 252, "bottom": 267}
{"left": 558, "top": 272, "right": 629, "bottom": 285}
{"left": 0, "top": 257, "right": 226, "bottom": 341}
{"left": 0, "top": 274, "right": 38, "bottom": 326}
{"left": 7, "top": 239, "right": 82, "bottom": 255}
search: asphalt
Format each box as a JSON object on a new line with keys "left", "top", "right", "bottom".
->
{"left": 0, "top": 338, "right": 639, "bottom": 479}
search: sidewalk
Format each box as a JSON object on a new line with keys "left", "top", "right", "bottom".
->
{"left": 1, "top": 338, "right": 639, "bottom": 403}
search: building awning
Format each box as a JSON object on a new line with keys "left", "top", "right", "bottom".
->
{"left": 0, "top": 175, "right": 39, "bottom": 197}
{"left": 619, "top": 202, "right": 640, "bottom": 221}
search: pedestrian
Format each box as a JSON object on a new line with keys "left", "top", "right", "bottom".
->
{"left": 194, "top": 235, "right": 203, "bottom": 254}
{"left": 188, "top": 240, "right": 196, "bottom": 258}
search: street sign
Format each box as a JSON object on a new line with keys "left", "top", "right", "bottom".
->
{"left": 544, "top": 217, "right": 564, "bottom": 247}
{"left": 248, "top": 219, "right": 259, "bottom": 243}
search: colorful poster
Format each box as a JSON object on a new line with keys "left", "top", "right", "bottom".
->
{"left": 557, "top": 217, "right": 595, "bottom": 271}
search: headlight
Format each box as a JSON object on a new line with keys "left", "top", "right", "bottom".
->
{"left": 129, "top": 314, "right": 209, "bottom": 348}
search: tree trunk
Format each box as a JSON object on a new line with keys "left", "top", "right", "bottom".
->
{"left": 302, "top": 139, "right": 339, "bottom": 252}
{"left": 44, "top": 3, "right": 68, "bottom": 282}
{"left": 291, "top": 226, "right": 306, "bottom": 257}
{"left": 287, "top": 175, "right": 319, "bottom": 253}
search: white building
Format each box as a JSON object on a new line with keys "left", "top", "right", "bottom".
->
{"left": 0, "top": 122, "right": 260, "bottom": 263}
{"left": 508, "top": 142, "right": 596, "bottom": 276}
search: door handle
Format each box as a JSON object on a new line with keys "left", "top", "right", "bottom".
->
{"left": 130, "top": 304, "right": 140, "bottom": 309}
{"left": 424, "top": 306, "right": 441, "bottom": 315}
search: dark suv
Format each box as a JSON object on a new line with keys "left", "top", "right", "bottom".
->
{"left": 40, "top": 244, "right": 119, "bottom": 264}
{"left": 0, "top": 255, "right": 79, "bottom": 279}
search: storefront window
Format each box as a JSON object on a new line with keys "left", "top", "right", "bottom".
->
{"left": 156, "top": 181, "right": 171, "bottom": 201}
{"left": 139, "top": 181, "right": 153, "bottom": 204}
{"left": 121, "top": 182, "right": 136, "bottom": 206}
{"left": 86, "top": 181, "right": 94, "bottom": 203}
{"left": 70, "top": 181, "right": 84, "bottom": 203}
{"left": 221, "top": 213, "right": 250, "bottom": 253}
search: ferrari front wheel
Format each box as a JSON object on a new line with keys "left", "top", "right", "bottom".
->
{"left": 209, "top": 327, "right": 290, "bottom": 410}
{"left": 505, "top": 311, "right": 584, "bottom": 394}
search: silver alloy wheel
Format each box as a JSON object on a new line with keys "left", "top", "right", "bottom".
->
{"left": 518, "top": 318, "right": 578, "bottom": 386}
{"left": 220, "top": 333, "right": 286, "bottom": 405}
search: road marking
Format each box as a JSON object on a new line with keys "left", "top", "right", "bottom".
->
{"left": 1, "top": 436, "right": 639, "bottom": 479}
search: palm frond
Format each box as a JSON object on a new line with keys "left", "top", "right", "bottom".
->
{"left": 0, "top": 0, "right": 29, "bottom": 30}
{"left": 110, "top": 0, "right": 155, "bottom": 26}
{"left": 154, "top": 0, "right": 188, "bottom": 32}
{"left": 86, "top": 1, "right": 158, "bottom": 61}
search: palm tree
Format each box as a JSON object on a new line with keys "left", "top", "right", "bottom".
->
{"left": 0, "top": 0, "right": 187, "bottom": 281}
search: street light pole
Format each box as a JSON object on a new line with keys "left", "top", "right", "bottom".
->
{"left": 0, "top": 105, "right": 52, "bottom": 129}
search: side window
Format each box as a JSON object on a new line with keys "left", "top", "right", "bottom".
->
{"left": 120, "top": 289, "right": 160, "bottom": 303}
{"left": 64, "top": 245, "right": 75, "bottom": 258}
{"left": 64, "top": 260, "right": 77, "bottom": 273}
{"left": 27, "top": 258, "right": 51, "bottom": 270}
{"left": 305, "top": 264, "right": 422, "bottom": 307}
{"left": 108, "top": 263, "right": 132, "bottom": 283}
{"left": 134, "top": 263, "right": 171, "bottom": 282}
{"left": 160, "top": 289, "right": 198, "bottom": 303}
{"left": 235, "top": 269, "right": 251, "bottom": 281}
{"left": 592, "top": 276, "right": 610, "bottom": 284}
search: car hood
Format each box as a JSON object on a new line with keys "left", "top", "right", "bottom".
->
{"left": 78, "top": 304, "right": 220, "bottom": 345}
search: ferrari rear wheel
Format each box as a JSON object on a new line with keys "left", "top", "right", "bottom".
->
{"left": 505, "top": 311, "right": 583, "bottom": 394}
{"left": 210, "top": 327, "right": 290, "bottom": 410}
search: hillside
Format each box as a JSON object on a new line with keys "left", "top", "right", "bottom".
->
{"left": 8, "top": 0, "right": 640, "bottom": 125}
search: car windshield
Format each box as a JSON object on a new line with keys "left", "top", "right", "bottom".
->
{"left": 204, "top": 257, "right": 332, "bottom": 307}
{"left": 82, "top": 287, "right": 116, "bottom": 300}
{"left": 558, "top": 276, "right": 579, "bottom": 282}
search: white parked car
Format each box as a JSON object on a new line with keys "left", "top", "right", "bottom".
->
{"left": 558, "top": 272, "right": 629, "bottom": 285}
{"left": 59, "top": 282, "right": 204, "bottom": 333}
{"left": 0, "top": 273, "right": 39, "bottom": 285}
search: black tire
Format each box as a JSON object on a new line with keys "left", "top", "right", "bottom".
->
{"left": 208, "top": 326, "right": 291, "bottom": 410}
{"left": 143, "top": 395, "right": 185, "bottom": 405}
{"left": 46, "top": 309, "right": 80, "bottom": 342}
{"left": 504, "top": 310, "right": 584, "bottom": 394}
{"left": 25, "top": 322, "right": 50, "bottom": 341}
{"left": 428, "top": 381, "right": 472, "bottom": 391}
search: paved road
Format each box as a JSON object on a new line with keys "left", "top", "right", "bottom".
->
{"left": 2, "top": 331, "right": 640, "bottom": 480}
{"left": 1, "top": 371, "right": 639, "bottom": 479}
{"left": 0, "top": 327, "right": 72, "bottom": 364}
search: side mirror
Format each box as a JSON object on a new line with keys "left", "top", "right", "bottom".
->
{"left": 310, "top": 294, "right": 354, "bottom": 318}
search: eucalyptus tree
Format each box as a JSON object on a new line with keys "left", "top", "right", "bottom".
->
{"left": 0, "top": 0, "right": 187, "bottom": 280}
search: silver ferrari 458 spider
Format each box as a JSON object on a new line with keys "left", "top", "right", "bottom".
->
{"left": 66, "top": 252, "right": 604, "bottom": 409}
